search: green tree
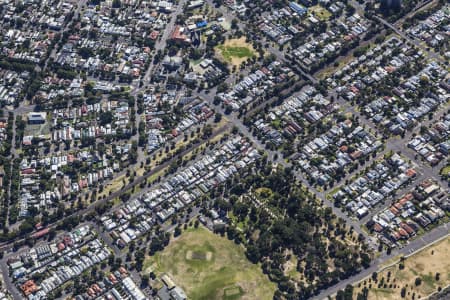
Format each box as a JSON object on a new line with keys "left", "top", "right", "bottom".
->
{"left": 112, "top": 0, "right": 121, "bottom": 8}
{"left": 415, "top": 277, "right": 422, "bottom": 286}
{"left": 214, "top": 113, "right": 222, "bottom": 123}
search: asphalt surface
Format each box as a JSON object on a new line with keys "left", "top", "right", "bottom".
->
{"left": 373, "top": 15, "right": 446, "bottom": 64}
{"left": 0, "top": 0, "right": 192, "bottom": 249}
{"left": 218, "top": 8, "right": 450, "bottom": 299}
{"left": 0, "top": 256, "right": 21, "bottom": 300}
{"left": 313, "top": 223, "right": 449, "bottom": 300}
{"left": 0, "top": 121, "right": 230, "bottom": 253}
{"left": 1, "top": 1, "right": 449, "bottom": 299}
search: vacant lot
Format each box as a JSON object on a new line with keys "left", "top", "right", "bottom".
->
{"left": 353, "top": 236, "right": 450, "bottom": 300}
{"left": 144, "top": 225, "right": 275, "bottom": 300}
{"left": 216, "top": 37, "right": 256, "bottom": 67}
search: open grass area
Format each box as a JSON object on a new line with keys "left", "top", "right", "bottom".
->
{"left": 440, "top": 165, "right": 450, "bottom": 176}
{"left": 254, "top": 187, "right": 273, "bottom": 199}
{"left": 316, "top": 50, "right": 358, "bottom": 79}
{"left": 353, "top": 236, "right": 450, "bottom": 300}
{"left": 285, "top": 254, "right": 301, "bottom": 281}
{"left": 145, "top": 124, "right": 230, "bottom": 186}
{"left": 144, "top": 225, "right": 275, "bottom": 300}
{"left": 309, "top": 5, "right": 332, "bottom": 21}
{"left": 216, "top": 37, "right": 256, "bottom": 67}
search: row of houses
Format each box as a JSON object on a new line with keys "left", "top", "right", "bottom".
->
{"left": 253, "top": 85, "right": 335, "bottom": 147}
{"left": 142, "top": 89, "right": 178, "bottom": 153}
{"left": 365, "top": 62, "right": 448, "bottom": 135}
{"left": 333, "top": 154, "right": 417, "bottom": 219}
{"left": 175, "top": 102, "right": 214, "bottom": 132}
{"left": 368, "top": 179, "right": 449, "bottom": 247}
{"left": 18, "top": 147, "right": 120, "bottom": 217}
{"left": 0, "top": 0, "right": 73, "bottom": 63}
{"left": 296, "top": 119, "right": 382, "bottom": 186}
{"left": 34, "top": 77, "right": 84, "bottom": 106}
{"left": 54, "top": 0, "right": 173, "bottom": 78}
{"left": 255, "top": 2, "right": 308, "bottom": 45}
{"left": 47, "top": 99, "right": 132, "bottom": 143}
{"left": 329, "top": 36, "right": 406, "bottom": 89}
{"left": 291, "top": 14, "right": 369, "bottom": 71}
{"left": 256, "top": 1, "right": 343, "bottom": 46}
{"left": 217, "top": 60, "right": 295, "bottom": 111}
{"left": 8, "top": 225, "right": 111, "bottom": 299}
{"left": 0, "top": 69, "right": 29, "bottom": 106}
{"left": 142, "top": 88, "right": 214, "bottom": 153}
{"left": 406, "top": 5, "right": 449, "bottom": 52}
{"left": 101, "top": 136, "right": 261, "bottom": 247}
{"left": 408, "top": 112, "right": 450, "bottom": 165}
{"left": 331, "top": 36, "right": 449, "bottom": 135}
{"left": 0, "top": 117, "right": 8, "bottom": 152}
{"left": 72, "top": 267, "right": 146, "bottom": 300}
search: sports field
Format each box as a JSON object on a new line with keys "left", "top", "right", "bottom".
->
{"left": 216, "top": 37, "right": 256, "bottom": 67}
{"left": 144, "top": 225, "right": 275, "bottom": 300}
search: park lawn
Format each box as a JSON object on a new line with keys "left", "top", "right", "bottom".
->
{"left": 216, "top": 37, "right": 256, "bottom": 67}
{"left": 97, "top": 173, "right": 126, "bottom": 199}
{"left": 353, "top": 236, "right": 450, "bottom": 300}
{"left": 270, "top": 119, "right": 282, "bottom": 130}
{"left": 146, "top": 166, "right": 167, "bottom": 185}
{"left": 309, "top": 5, "right": 332, "bottom": 21}
{"left": 144, "top": 225, "right": 275, "bottom": 300}
{"left": 254, "top": 187, "right": 274, "bottom": 199}
{"left": 440, "top": 165, "right": 450, "bottom": 176}
{"left": 227, "top": 211, "right": 249, "bottom": 233}
{"left": 218, "top": 45, "right": 254, "bottom": 60}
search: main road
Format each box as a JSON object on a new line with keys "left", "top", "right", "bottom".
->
{"left": 373, "top": 15, "right": 445, "bottom": 64}
{"left": 140, "top": 0, "right": 188, "bottom": 85}
{"left": 0, "top": 120, "right": 231, "bottom": 254}
{"left": 312, "top": 223, "right": 449, "bottom": 299}
{"left": 3, "top": 0, "right": 448, "bottom": 298}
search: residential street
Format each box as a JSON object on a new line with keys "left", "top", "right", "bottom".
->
{"left": 0, "top": 0, "right": 448, "bottom": 299}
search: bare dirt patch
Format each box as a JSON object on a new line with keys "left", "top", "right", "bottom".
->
{"left": 186, "top": 250, "right": 213, "bottom": 261}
